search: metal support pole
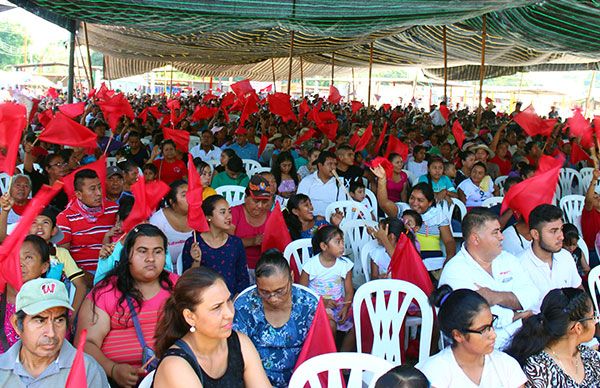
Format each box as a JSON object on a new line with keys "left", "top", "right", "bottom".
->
{"left": 287, "top": 31, "right": 295, "bottom": 95}
{"left": 67, "top": 27, "right": 76, "bottom": 103}
{"left": 476, "top": 14, "right": 487, "bottom": 126}
{"left": 271, "top": 58, "right": 277, "bottom": 92}
{"left": 300, "top": 57, "right": 304, "bottom": 97}
{"left": 83, "top": 22, "right": 94, "bottom": 88}
{"left": 331, "top": 52, "right": 335, "bottom": 86}
{"left": 443, "top": 26, "right": 448, "bottom": 103}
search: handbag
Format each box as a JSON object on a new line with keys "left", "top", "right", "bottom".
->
{"left": 125, "top": 296, "right": 159, "bottom": 372}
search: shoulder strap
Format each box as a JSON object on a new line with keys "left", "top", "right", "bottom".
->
{"left": 154, "top": 348, "right": 204, "bottom": 387}
{"left": 0, "top": 291, "right": 9, "bottom": 351}
{"left": 125, "top": 295, "right": 148, "bottom": 349}
{"left": 173, "top": 339, "right": 205, "bottom": 384}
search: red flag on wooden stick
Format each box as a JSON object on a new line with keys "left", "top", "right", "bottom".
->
{"left": 46, "top": 87, "right": 59, "bottom": 99}
{"left": 39, "top": 112, "right": 98, "bottom": 148}
{"left": 355, "top": 122, "right": 373, "bottom": 152}
{"left": 121, "top": 176, "right": 169, "bottom": 234}
{"left": 61, "top": 155, "right": 107, "bottom": 201}
{"left": 348, "top": 130, "right": 360, "bottom": 147}
{"left": 231, "top": 79, "right": 255, "bottom": 98}
{"left": 186, "top": 154, "right": 209, "bottom": 232}
{"left": 295, "top": 128, "right": 317, "bottom": 146}
{"left": 267, "top": 92, "right": 297, "bottom": 122}
{"left": 452, "top": 120, "right": 466, "bottom": 149}
{"left": 570, "top": 142, "right": 593, "bottom": 164}
{"left": 328, "top": 85, "right": 342, "bottom": 104}
{"left": 374, "top": 122, "right": 388, "bottom": 156}
{"left": 57, "top": 102, "right": 85, "bottom": 119}
{"left": 351, "top": 100, "right": 363, "bottom": 114}
{"left": 439, "top": 104, "right": 450, "bottom": 122}
{"left": 298, "top": 99, "right": 311, "bottom": 121}
{"left": 367, "top": 157, "right": 393, "bottom": 179}
{"left": 0, "top": 182, "right": 62, "bottom": 291}
{"left": 312, "top": 108, "right": 338, "bottom": 141}
{"left": 239, "top": 92, "right": 259, "bottom": 129}
{"left": 0, "top": 102, "right": 26, "bottom": 176}
{"left": 389, "top": 233, "right": 433, "bottom": 295}
{"left": 163, "top": 127, "right": 190, "bottom": 153}
{"left": 566, "top": 108, "right": 593, "bottom": 148}
{"left": 261, "top": 202, "right": 298, "bottom": 279}
{"left": 96, "top": 93, "right": 134, "bottom": 131}
{"left": 384, "top": 136, "right": 409, "bottom": 161}
{"left": 66, "top": 329, "right": 87, "bottom": 388}
{"left": 258, "top": 134, "right": 269, "bottom": 159}
{"left": 191, "top": 105, "right": 218, "bottom": 122}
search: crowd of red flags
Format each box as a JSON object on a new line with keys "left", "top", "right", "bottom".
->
{"left": 121, "top": 176, "right": 169, "bottom": 235}
{"left": 0, "top": 103, "right": 26, "bottom": 176}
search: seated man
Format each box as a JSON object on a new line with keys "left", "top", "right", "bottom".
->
{"left": 0, "top": 278, "right": 108, "bottom": 386}
{"left": 297, "top": 151, "right": 346, "bottom": 217}
{"left": 518, "top": 204, "right": 581, "bottom": 312}
{"left": 57, "top": 169, "right": 118, "bottom": 285}
{"left": 439, "top": 208, "right": 539, "bottom": 349}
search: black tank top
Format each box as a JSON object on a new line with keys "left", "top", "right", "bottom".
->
{"left": 154, "top": 331, "right": 245, "bottom": 388}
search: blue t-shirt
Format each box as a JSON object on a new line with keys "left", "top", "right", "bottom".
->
{"left": 417, "top": 174, "right": 456, "bottom": 193}
{"left": 233, "top": 287, "right": 318, "bottom": 387}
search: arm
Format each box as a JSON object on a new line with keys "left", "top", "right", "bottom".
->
{"left": 584, "top": 169, "right": 600, "bottom": 210}
{"left": 235, "top": 240, "right": 250, "bottom": 293}
{"left": 371, "top": 166, "right": 399, "bottom": 218}
{"left": 0, "top": 193, "right": 13, "bottom": 243}
{"left": 238, "top": 332, "right": 273, "bottom": 387}
{"left": 457, "top": 188, "right": 467, "bottom": 204}
{"left": 70, "top": 276, "right": 87, "bottom": 314}
{"left": 153, "top": 356, "right": 204, "bottom": 388}
{"left": 489, "top": 123, "right": 507, "bottom": 153}
{"left": 339, "top": 270, "right": 354, "bottom": 321}
{"left": 22, "top": 140, "right": 35, "bottom": 174}
{"left": 370, "top": 260, "right": 380, "bottom": 280}
{"left": 299, "top": 270, "right": 309, "bottom": 287}
{"left": 475, "top": 286, "right": 523, "bottom": 310}
{"left": 439, "top": 225, "right": 456, "bottom": 260}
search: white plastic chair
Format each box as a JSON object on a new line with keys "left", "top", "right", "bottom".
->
{"left": 106, "top": 157, "right": 117, "bottom": 167}
{"left": 360, "top": 239, "right": 381, "bottom": 283}
{"left": 577, "top": 238, "right": 589, "bottom": 265}
{"left": 283, "top": 238, "right": 313, "bottom": 275}
{"left": 482, "top": 196, "right": 503, "bottom": 208}
{"left": 364, "top": 188, "right": 378, "bottom": 212}
{"left": 189, "top": 135, "right": 200, "bottom": 150}
{"left": 558, "top": 168, "right": 582, "bottom": 196}
{"left": 289, "top": 352, "right": 393, "bottom": 388}
{"left": 588, "top": 265, "right": 600, "bottom": 314}
{"left": 235, "top": 283, "right": 319, "bottom": 303}
{"left": 560, "top": 194, "right": 585, "bottom": 234}
{"left": 0, "top": 173, "right": 10, "bottom": 194}
{"left": 402, "top": 169, "right": 417, "bottom": 185}
{"left": 16, "top": 163, "right": 43, "bottom": 173}
{"left": 579, "top": 167, "right": 600, "bottom": 194}
{"left": 436, "top": 198, "right": 466, "bottom": 238}
{"left": 138, "top": 370, "right": 155, "bottom": 388}
{"left": 325, "top": 200, "right": 372, "bottom": 224}
{"left": 215, "top": 185, "right": 246, "bottom": 207}
{"left": 353, "top": 279, "right": 433, "bottom": 365}
{"left": 252, "top": 166, "right": 272, "bottom": 175}
{"left": 242, "top": 158, "right": 262, "bottom": 176}
{"left": 494, "top": 175, "right": 508, "bottom": 196}
{"left": 340, "top": 219, "right": 378, "bottom": 287}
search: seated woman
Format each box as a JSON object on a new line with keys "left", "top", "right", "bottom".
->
{"left": 283, "top": 194, "right": 342, "bottom": 241}
{"left": 153, "top": 267, "right": 271, "bottom": 387}
{"left": 211, "top": 156, "right": 249, "bottom": 189}
{"left": 192, "top": 158, "right": 217, "bottom": 199}
{"left": 152, "top": 139, "right": 188, "bottom": 185}
{"left": 0, "top": 235, "right": 50, "bottom": 354}
{"left": 181, "top": 195, "right": 249, "bottom": 294}
{"left": 457, "top": 162, "right": 494, "bottom": 209}
{"left": 77, "top": 224, "right": 177, "bottom": 388}
{"left": 272, "top": 151, "right": 299, "bottom": 198}
{"left": 386, "top": 153, "right": 409, "bottom": 203}
{"left": 506, "top": 288, "right": 600, "bottom": 386}
{"left": 418, "top": 285, "right": 526, "bottom": 388}
{"left": 417, "top": 156, "right": 458, "bottom": 204}
{"left": 233, "top": 249, "right": 318, "bottom": 387}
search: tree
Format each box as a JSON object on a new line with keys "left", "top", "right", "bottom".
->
{"left": 0, "top": 22, "right": 27, "bottom": 70}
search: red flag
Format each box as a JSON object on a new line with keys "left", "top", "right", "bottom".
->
{"left": 28, "top": 98, "right": 40, "bottom": 123}
{"left": 231, "top": 79, "right": 255, "bottom": 98}
{"left": 485, "top": 97, "right": 493, "bottom": 105}
{"left": 191, "top": 105, "right": 218, "bottom": 122}
{"left": 66, "top": 329, "right": 87, "bottom": 388}
{"left": 163, "top": 127, "right": 190, "bottom": 153}
{"left": 38, "top": 112, "right": 98, "bottom": 148}
{"left": 327, "top": 85, "right": 342, "bottom": 104}
{"left": 186, "top": 154, "right": 209, "bottom": 232}
{"left": 138, "top": 106, "right": 162, "bottom": 124}
{"left": 57, "top": 102, "right": 85, "bottom": 119}
{"left": 258, "top": 134, "right": 268, "bottom": 159}
{"left": 298, "top": 99, "right": 311, "bottom": 121}
{"left": 500, "top": 157, "right": 562, "bottom": 223}
{"left": 351, "top": 100, "right": 363, "bottom": 114}
{"left": 261, "top": 202, "right": 299, "bottom": 280}
{"left": 312, "top": 108, "right": 338, "bottom": 141}
{"left": 267, "top": 93, "right": 297, "bottom": 122}
{"left": 389, "top": 233, "right": 433, "bottom": 295}
{"left": 170, "top": 109, "right": 187, "bottom": 127}
{"left": 38, "top": 109, "right": 54, "bottom": 127}
{"left": 382, "top": 103, "right": 391, "bottom": 113}
{"left": 294, "top": 298, "right": 338, "bottom": 385}
{"left": 295, "top": 128, "right": 317, "bottom": 145}
{"left": 221, "top": 92, "right": 236, "bottom": 110}
{"left": 259, "top": 84, "right": 273, "bottom": 93}
{"left": 96, "top": 93, "right": 135, "bottom": 131}
{"left": 366, "top": 157, "right": 393, "bottom": 179}
{"left": 0, "top": 102, "right": 26, "bottom": 176}
{"left": 593, "top": 116, "right": 600, "bottom": 139}
{"left": 61, "top": 155, "right": 107, "bottom": 201}
{"left": 452, "top": 120, "right": 466, "bottom": 149}
{"left": 202, "top": 93, "right": 218, "bottom": 102}
{"left": 439, "top": 104, "right": 450, "bottom": 122}
{"left": 88, "top": 88, "right": 96, "bottom": 99}
{"left": 384, "top": 136, "right": 409, "bottom": 161}
{"left": 513, "top": 105, "right": 556, "bottom": 137}
{"left": 374, "top": 122, "right": 388, "bottom": 155}
{"left": 355, "top": 122, "right": 373, "bottom": 152}
{"left": 46, "top": 87, "right": 59, "bottom": 99}
{"left": 239, "top": 92, "right": 259, "bottom": 129}
{"left": 166, "top": 99, "right": 181, "bottom": 111}
{"left": 570, "top": 142, "right": 593, "bottom": 164}
{"left": 0, "top": 182, "right": 62, "bottom": 291}
{"left": 95, "top": 82, "right": 111, "bottom": 101}
{"left": 566, "top": 108, "right": 593, "bottom": 148}
{"left": 221, "top": 106, "right": 230, "bottom": 123}
{"left": 348, "top": 131, "right": 360, "bottom": 147}
{"left": 121, "top": 176, "right": 170, "bottom": 234}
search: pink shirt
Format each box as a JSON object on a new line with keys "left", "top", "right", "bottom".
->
{"left": 386, "top": 172, "right": 408, "bottom": 203}
{"left": 230, "top": 205, "right": 270, "bottom": 269}
{"left": 0, "top": 294, "right": 17, "bottom": 353}
{"left": 89, "top": 273, "right": 178, "bottom": 367}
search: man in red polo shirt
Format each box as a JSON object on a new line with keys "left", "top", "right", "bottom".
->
{"left": 57, "top": 169, "right": 118, "bottom": 286}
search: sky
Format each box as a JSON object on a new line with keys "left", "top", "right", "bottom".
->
{"left": 2, "top": 1, "right": 69, "bottom": 44}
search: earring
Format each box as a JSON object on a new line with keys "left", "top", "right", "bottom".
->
{"left": 189, "top": 325, "right": 196, "bottom": 333}
{"left": 207, "top": 218, "right": 211, "bottom": 222}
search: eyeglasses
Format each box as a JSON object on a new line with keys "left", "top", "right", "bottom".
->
{"left": 48, "top": 162, "right": 67, "bottom": 168}
{"left": 462, "top": 315, "right": 498, "bottom": 335}
{"left": 257, "top": 282, "right": 290, "bottom": 300}
{"left": 578, "top": 315, "right": 600, "bottom": 324}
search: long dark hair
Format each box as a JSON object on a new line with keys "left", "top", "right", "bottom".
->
{"left": 410, "top": 182, "right": 435, "bottom": 206}
{"left": 505, "top": 288, "right": 592, "bottom": 366}
{"left": 284, "top": 193, "right": 310, "bottom": 240}
{"left": 425, "top": 156, "right": 444, "bottom": 194}
{"left": 154, "top": 267, "right": 225, "bottom": 357}
{"left": 91, "top": 224, "right": 174, "bottom": 323}
{"left": 272, "top": 151, "right": 299, "bottom": 188}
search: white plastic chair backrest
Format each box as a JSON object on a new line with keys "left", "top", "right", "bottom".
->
{"left": 242, "top": 158, "right": 261, "bottom": 176}
{"left": 435, "top": 198, "right": 465, "bottom": 238}
{"left": 138, "top": 370, "right": 155, "bottom": 388}
{"left": 559, "top": 195, "right": 585, "bottom": 234}
{"left": 106, "top": 157, "right": 117, "bottom": 167}
{"left": 579, "top": 167, "right": 600, "bottom": 193}
{"left": 288, "top": 352, "right": 393, "bottom": 388}
{"left": 353, "top": 279, "right": 433, "bottom": 365}
{"left": 451, "top": 198, "right": 467, "bottom": 220}
{"left": 577, "top": 238, "right": 589, "bottom": 265}
{"left": 402, "top": 169, "right": 416, "bottom": 185}
{"left": 215, "top": 185, "right": 246, "bottom": 207}
{"left": 422, "top": 256, "right": 445, "bottom": 272}
{"left": 340, "top": 220, "right": 378, "bottom": 285}
{"left": 0, "top": 173, "right": 10, "bottom": 194}
{"left": 16, "top": 163, "right": 43, "bottom": 173}
{"left": 235, "top": 283, "right": 319, "bottom": 303}
{"left": 494, "top": 175, "right": 508, "bottom": 195}
{"left": 482, "top": 196, "right": 504, "bottom": 208}
{"left": 360, "top": 239, "right": 381, "bottom": 283}
{"left": 589, "top": 266, "right": 600, "bottom": 314}
{"left": 283, "top": 238, "right": 313, "bottom": 274}
{"left": 175, "top": 251, "right": 183, "bottom": 275}
{"left": 558, "top": 168, "right": 582, "bottom": 196}
{"left": 553, "top": 183, "right": 561, "bottom": 206}
{"left": 364, "top": 188, "right": 378, "bottom": 211}
{"left": 252, "top": 166, "right": 271, "bottom": 175}
{"left": 189, "top": 135, "right": 200, "bottom": 150}
{"left": 206, "top": 159, "right": 221, "bottom": 171}
{"left": 325, "top": 200, "right": 372, "bottom": 224}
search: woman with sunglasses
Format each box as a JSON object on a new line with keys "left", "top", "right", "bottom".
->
{"left": 233, "top": 249, "right": 318, "bottom": 388}
{"left": 506, "top": 288, "right": 600, "bottom": 387}
{"left": 417, "top": 285, "right": 526, "bottom": 387}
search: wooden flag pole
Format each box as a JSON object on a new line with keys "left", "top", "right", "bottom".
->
{"left": 287, "top": 30, "right": 295, "bottom": 95}
{"left": 367, "top": 42, "right": 374, "bottom": 107}
{"left": 300, "top": 57, "right": 304, "bottom": 97}
{"left": 169, "top": 62, "right": 174, "bottom": 96}
{"left": 271, "top": 58, "right": 277, "bottom": 92}
{"left": 75, "top": 36, "right": 91, "bottom": 89}
{"left": 443, "top": 25, "right": 448, "bottom": 103}
{"left": 476, "top": 14, "right": 487, "bottom": 127}
{"left": 352, "top": 67, "right": 356, "bottom": 98}
{"left": 83, "top": 22, "right": 94, "bottom": 88}
{"left": 331, "top": 52, "right": 335, "bottom": 86}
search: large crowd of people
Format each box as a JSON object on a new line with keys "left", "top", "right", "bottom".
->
{"left": 0, "top": 84, "right": 599, "bottom": 387}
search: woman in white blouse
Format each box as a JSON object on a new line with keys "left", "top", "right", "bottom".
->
{"left": 457, "top": 162, "right": 494, "bottom": 209}
{"left": 418, "top": 285, "right": 526, "bottom": 388}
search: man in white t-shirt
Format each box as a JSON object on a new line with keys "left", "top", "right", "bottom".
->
{"left": 190, "top": 129, "right": 222, "bottom": 162}
{"left": 439, "top": 208, "right": 539, "bottom": 349}
{"left": 297, "top": 151, "right": 345, "bottom": 217}
{"left": 518, "top": 204, "right": 581, "bottom": 313}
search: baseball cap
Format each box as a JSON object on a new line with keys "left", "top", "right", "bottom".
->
{"left": 246, "top": 175, "right": 272, "bottom": 200}
{"left": 16, "top": 278, "right": 73, "bottom": 316}
{"left": 107, "top": 166, "right": 124, "bottom": 178}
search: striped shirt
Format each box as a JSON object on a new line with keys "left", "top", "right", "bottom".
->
{"left": 57, "top": 201, "right": 118, "bottom": 272}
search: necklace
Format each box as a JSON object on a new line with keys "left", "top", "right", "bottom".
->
{"left": 547, "top": 347, "right": 580, "bottom": 374}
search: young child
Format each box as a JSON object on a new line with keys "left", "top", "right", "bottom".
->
{"left": 143, "top": 163, "right": 158, "bottom": 182}
{"left": 405, "top": 145, "right": 428, "bottom": 180}
{"left": 349, "top": 179, "right": 376, "bottom": 220}
{"left": 300, "top": 225, "right": 354, "bottom": 350}
{"left": 369, "top": 217, "right": 416, "bottom": 279}
{"left": 402, "top": 209, "right": 423, "bottom": 252}
{"left": 417, "top": 156, "right": 458, "bottom": 203}
{"left": 563, "top": 223, "right": 590, "bottom": 279}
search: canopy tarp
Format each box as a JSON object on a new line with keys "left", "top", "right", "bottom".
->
{"left": 10, "top": 0, "right": 600, "bottom": 81}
